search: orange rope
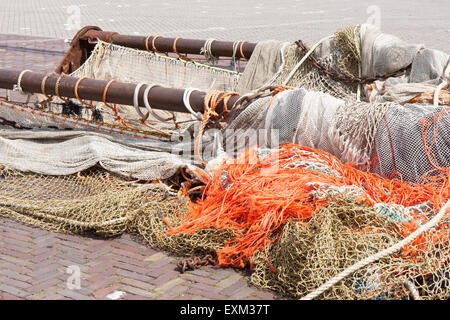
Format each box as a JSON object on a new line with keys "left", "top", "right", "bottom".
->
{"left": 109, "top": 91, "right": 138, "bottom": 130}
{"left": 75, "top": 77, "right": 132, "bottom": 130}
{"left": 410, "top": 92, "right": 450, "bottom": 105}
{"left": 172, "top": 37, "right": 191, "bottom": 61}
{"left": 167, "top": 144, "right": 450, "bottom": 268}
{"left": 239, "top": 41, "right": 248, "bottom": 60}
{"left": 269, "top": 86, "right": 295, "bottom": 105}
{"left": 194, "top": 90, "right": 240, "bottom": 167}
{"left": 151, "top": 35, "right": 168, "bottom": 56}
{"left": 38, "top": 72, "right": 57, "bottom": 109}
{"left": 74, "top": 76, "right": 95, "bottom": 110}
{"left": 421, "top": 106, "right": 450, "bottom": 171}
{"left": 40, "top": 72, "right": 56, "bottom": 101}
{"left": 102, "top": 78, "right": 131, "bottom": 128}
{"left": 408, "top": 87, "right": 450, "bottom": 105}
{"left": 151, "top": 35, "right": 161, "bottom": 52}
{"left": 0, "top": 100, "right": 168, "bottom": 139}
{"left": 102, "top": 79, "right": 117, "bottom": 112}
{"left": 145, "top": 35, "right": 152, "bottom": 52}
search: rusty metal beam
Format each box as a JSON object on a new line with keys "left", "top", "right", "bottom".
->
{"left": 105, "top": 33, "right": 256, "bottom": 58}
{"left": 55, "top": 26, "right": 257, "bottom": 74}
{"left": 0, "top": 68, "right": 239, "bottom": 114}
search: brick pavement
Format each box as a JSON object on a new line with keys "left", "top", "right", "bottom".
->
{"left": 0, "top": 33, "right": 67, "bottom": 71}
{"left": 0, "top": 0, "right": 448, "bottom": 53}
{"left": 0, "top": 217, "right": 279, "bottom": 300}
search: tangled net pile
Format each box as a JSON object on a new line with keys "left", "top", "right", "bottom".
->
{"left": 166, "top": 144, "right": 450, "bottom": 299}
{"left": 0, "top": 166, "right": 234, "bottom": 257}
{"left": 1, "top": 23, "right": 449, "bottom": 300}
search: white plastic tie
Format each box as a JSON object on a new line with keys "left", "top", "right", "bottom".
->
{"left": 183, "top": 88, "right": 203, "bottom": 120}
{"left": 13, "top": 69, "right": 32, "bottom": 93}
{"left": 433, "top": 59, "right": 450, "bottom": 106}
{"left": 133, "top": 82, "right": 147, "bottom": 114}
{"left": 143, "top": 84, "right": 168, "bottom": 122}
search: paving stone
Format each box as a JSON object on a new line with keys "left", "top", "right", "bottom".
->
{"left": 86, "top": 275, "right": 119, "bottom": 292}
{"left": 0, "top": 269, "right": 32, "bottom": 282}
{"left": 188, "top": 287, "right": 227, "bottom": 300}
{"left": 216, "top": 273, "right": 244, "bottom": 289}
{"left": 156, "top": 285, "right": 187, "bottom": 300}
{"left": 116, "top": 269, "right": 154, "bottom": 283}
{"left": 180, "top": 273, "right": 218, "bottom": 286}
{"left": 93, "top": 284, "right": 122, "bottom": 300}
{"left": 143, "top": 252, "right": 166, "bottom": 263}
{"left": 120, "top": 285, "right": 155, "bottom": 298}
{"left": 154, "top": 277, "right": 185, "bottom": 293}
{"left": 0, "top": 284, "right": 28, "bottom": 297}
{"left": 227, "top": 287, "right": 255, "bottom": 300}
{"left": 0, "top": 277, "right": 31, "bottom": 290}
{"left": 0, "top": 0, "right": 447, "bottom": 53}
{"left": 59, "top": 289, "right": 94, "bottom": 300}
{"left": 150, "top": 270, "right": 181, "bottom": 286}
{"left": 0, "top": 292, "right": 24, "bottom": 300}
{"left": 0, "top": 214, "right": 279, "bottom": 300}
{"left": 120, "top": 277, "right": 155, "bottom": 291}
{"left": 219, "top": 280, "right": 248, "bottom": 296}
{"left": 26, "top": 278, "right": 61, "bottom": 293}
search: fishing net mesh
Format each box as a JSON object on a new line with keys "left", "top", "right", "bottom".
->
{"left": 174, "top": 145, "right": 450, "bottom": 300}
{"left": 261, "top": 25, "right": 362, "bottom": 100}
{"left": 334, "top": 99, "right": 397, "bottom": 165}
{"left": 375, "top": 104, "right": 450, "bottom": 182}
{"left": 71, "top": 40, "right": 241, "bottom": 92}
{"left": 250, "top": 199, "right": 450, "bottom": 300}
{"left": 334, "top": 25, "right": 362, "bottom": 79}
{"left": 0, "top": 166, "right": 152, "bottom": 236}
{"left": 134, "top": 202, "right": 236, "bottom": 257}
{"left": 0, "top": 165, "right": 234, "bottom": 256}
{"left": 1, "top": 24, "right": 449, "bottom": 300}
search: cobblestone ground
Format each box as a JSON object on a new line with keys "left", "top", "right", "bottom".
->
{"left": 0, "top": 0, "right": 449, "bottom": 301}
{"left": 0, "top": 218, "right": 279, "bottom": 300}
{"left": 0, "top": 0, "right": 449, "bottom": 52}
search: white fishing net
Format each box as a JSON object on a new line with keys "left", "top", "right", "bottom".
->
{"left": 71, "top": 40, "right": 241, "bottom": 92}
{"left": 375, "top": 104, "right": 450, "bottom": 183}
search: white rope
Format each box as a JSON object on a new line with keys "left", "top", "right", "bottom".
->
{"left": 263, "top": 42, "right": 290, "bottom": 87}
{"left": 133, "top": 82, "right": 147, "bottom": 109}
{"left": 282, "top": 35, "right": 333, "bottom": 86}
{"left": 403, "top": 280, "right": 421, "bottom": 300}
{"left": 183, "top": 88, "right": 202, "bottom": 120}
{"left": 143, "top": 84, "right": 167, "bottom": 122}
{"left": 131, "top": 83, "right": 174, "bottom": 135}
{"left": 300, "top": 199, "right": 450, "bottom": 300}
{"left": 433, "top": 59, "right": 450, "bottom": 106}
{"left": 200, "top": 39, "right": 218, "bottom": 65}
{"left": 13, "top": 69, "right": 32, "bottom": 93}
{"left": 231, "top": 41, "right": 244, "bottom": 72}
{"left": 354, "top": 25, "right": 362, "bottom": 102}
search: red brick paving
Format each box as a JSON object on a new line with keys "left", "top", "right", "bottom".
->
{"left": 0, "top": 217, "right": 279, "bottom": 300}
{"left": 0, "top": 33, "right": 67, "bottom": 72}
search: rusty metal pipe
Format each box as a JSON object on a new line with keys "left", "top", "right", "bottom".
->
{"left": 108, "top": 34, "right": 257, "bottom": 59}
{"left": 56, "top": 26, "right": 257, "bottom": 74}
{"left": 0, "top": 68, "right": 238, "bottom": 114}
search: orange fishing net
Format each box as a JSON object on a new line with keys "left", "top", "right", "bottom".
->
{"left": 167, "top": 144, "right": 450, "bottom": 268}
